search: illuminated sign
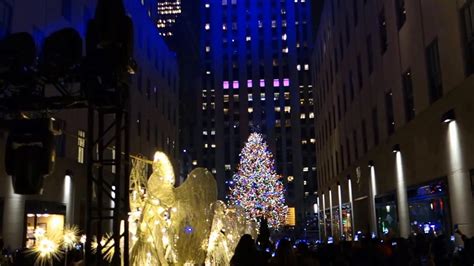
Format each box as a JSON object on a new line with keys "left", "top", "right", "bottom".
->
{"left": 285, "top": 207, "right": 296, "bottom": 226}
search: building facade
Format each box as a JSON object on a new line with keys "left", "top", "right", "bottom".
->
{"left": 197, "top": 0, "right": 317, "bottom": 232}
{"left": 312, "top": 0, "right": 474, "bottom": 241}
{"left": 0, "top": 0, "right": 179, "bottom": 249}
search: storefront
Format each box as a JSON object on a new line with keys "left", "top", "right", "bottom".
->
{"left": 341, "top": 203, "right": 353, "bottom": 240}
{"left": 324, "top": 209, "right": 331, "bottom": 237}
{"left": 24, "top": 201, "right": 66, "bottom": 248}
{"left": 407, "top": 179, "right": 450, "bottom": 235}
{"left": 376, "top": 194, "right": 398, "bottom": 236}
{"left": 331, "top": 207, "right": 341, "bottom": 239}
{"left": 376, "top": 179, "right": 451, "bottom": 237}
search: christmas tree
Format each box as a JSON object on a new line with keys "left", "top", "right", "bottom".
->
{"left": 229, "top": 133, "right": 287, "bottom": 228}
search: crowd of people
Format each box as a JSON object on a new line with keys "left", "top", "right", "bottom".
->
{"left": 231, "top": 230, "right": 474, "bottom": 266}
{"left": 1, "top": 230, "right": 474, "bottom": 265}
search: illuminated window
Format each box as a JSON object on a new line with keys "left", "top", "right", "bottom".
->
{"left": 211, "top": 144, "right": 216, "bottom": 148}
{"left": 247, "top": 80, "right": 253, "bottom": 88}
{"left": 282, "top": 34, "right": 287, "bottom": 41}
{"left": 275, "top": 107, "right": 281, "bottom": 112}
{"left": 77, "top": 130, "right": 85, "bottom": 164}
{"left": 206, "top": 46, "right": 211, "bottom": 52}
{"left": 303, "top": 167, "right": 309, "bottom": 172}
{"left": 246, "top": 36, "right": 251, "bottom": 41}
{"left": 259, "top": 79, "right": 265, "bottom": 87}
{"left": 248, "top": 94, "right": 253, "bottom": 101}
{"left": 297, "top": 64, "right": 301, "bottom": 71}
{"left": 260, "top": 93, "right": 266, "bottom": 101}
{"left": 233, "top": 81, "right": 239, "bottom": 89}
{"left": 223, "top": 81, "right": 229, "bottom": 89}
{"left": 304, "top": 64, "right": 309, "bottom": 70}
{"left": 300, "top": 113, "right": 306, "bottom": 119}
{"left": 284, "top": 106, "right": 291, "bottom": 113}
{"left": 205, "top": 3, "right": 210, "bottom": 8}
{"left": 225, "top": 164, "right": 231, "bottom": 170}
{"left": 205, "top": 23, "right": 210, "bottom": 30}
{"left": 309, "top": 112, "right": 315, "bottom": 119}
{"left": 274, "top": 92, "right": 280, "bottom": 100}
{"left": 273, "top": 79, "right": 280, "bottom": 87}
{"left": 248, "top": 107, "right": 254, "bottom": 113}
{"left": 283, "top": 78, "right": 290, "bottom": 86}
{"left": 26, "top": 213, "right": 65, "bottom": 248}
{"left": 203, "top": 131, "right": 208, "bottom": 135}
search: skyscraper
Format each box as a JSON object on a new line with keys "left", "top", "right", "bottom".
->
{"left": 156, "top": 0, "right": 182, "bottom": 39}
{"left": 197, "top": 0, "right": 317, "bottom": 231}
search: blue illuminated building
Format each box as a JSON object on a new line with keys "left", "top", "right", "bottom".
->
{"left": 197, "top": 0, "right": 317, "bottom": 233}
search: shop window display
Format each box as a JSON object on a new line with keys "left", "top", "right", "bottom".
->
{"left": 332, "top": 207, "right": 341, "bottom": 240}
{"left": 407, "top": 179, "right": 450, "bottom": 235}
{"left": 376, "top": 194, "right": 398, "bottom": 236}
{"left": 25, "top": 214, "right": 65, "bottom": 248}
{"left": 341, "top": 203, "right": 353, "bottom": 240}
{"left": 24, "top": 201, "right": 66, "bottom": 248}
{"left": 324, "top": 209, "right": 331, "bottom": 237}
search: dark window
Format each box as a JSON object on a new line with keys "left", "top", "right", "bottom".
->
{"left": 353, "top": 0, "right": 358, "bottom": 26}
{"left": 337, "top": 95, "right": 342, "bottom": 120}
{"left": 379, "top": 8, "right": 388, "bottom": 53}
{"left": 352, "top": 130, "right": 359, "bottom": 160}
{"left": 426, "top": 39, "right": 443, "bottom": 103}
{"left": 146, "top": 120, "right": 150, "bottom": 141}
{"left": 385, "top": 91, "right": 395, "bottom": 135}
{"left": 342, "top": 84, "right": 348, "bottom": 112}
{"left": 340, "top": 144, "right": 345, "bottom": 169}
{"left": 346, "top": 138, "right": 351, "bottom": 165}
{"left": 461, "top": 2, "right": 474, "bottom": 75}
{"left": 357, "top": 55, "right": 363, "bottom": 89}
{"left": 137, "top": 112, "right": 141, "bottom": 137}
{"left": 62, "top": 0, "right": 72, "bottom": 21}
{"left": 372, "top": 108, "right": 380, "bottom": 145}
{"left": 402, "top": 70, "right": 415, "bottom": 121}
{"left": 362, "top": 120, "right": 368, "bottom": 153}
{"left": 349, "top": 71, "right": 355, "bottom": 100}
{"left": 345, "top": 14, "right": 350, "bottom": 46}
{"left": 0, "top": 0, "right": 12, "bottom": 38}
{"left": 367, "top": 35, "right": 374, "bottom": 74}
{"left": 339, "top": 33, "right": 344, "bottom": 58}
{"left": 395, "top": 0, "right": 406, "bottom": 29}
{"left": 137, "top": 70, "right": 142, "bottom": 92}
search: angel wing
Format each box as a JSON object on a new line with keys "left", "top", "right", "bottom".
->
{"left": 173, "top": 168, "right": 218, "bottom": 265}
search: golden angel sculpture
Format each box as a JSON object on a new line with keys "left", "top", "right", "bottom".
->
{"left": 129, "top": 151, "right": 256, "bottom": 266}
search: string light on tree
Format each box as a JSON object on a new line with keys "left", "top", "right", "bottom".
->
{"left": 229, "top": 133, "right": 287, "bottom": 228}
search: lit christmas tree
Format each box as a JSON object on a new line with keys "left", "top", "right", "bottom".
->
{"left": 229, "top": 133, "right": 287, "bottom": 228}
